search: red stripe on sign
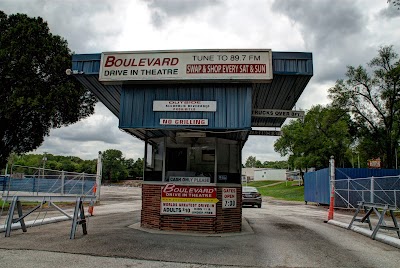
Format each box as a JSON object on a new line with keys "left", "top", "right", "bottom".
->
{"left": 186, "top": 64, "right": 266, "bottom": 74}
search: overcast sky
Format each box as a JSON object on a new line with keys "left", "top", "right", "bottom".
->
{"left": 1, "top": 0, "right": 399, "bottom": 162}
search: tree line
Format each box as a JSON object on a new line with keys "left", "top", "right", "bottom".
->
{"left": 274, "top": 46, "right": 400, "bottom": 171}
{"left": 3, "top": 149, "right": 143, "bottom": 182}
{"left": 243, "top": 156, "right": 288, "bottom": 169}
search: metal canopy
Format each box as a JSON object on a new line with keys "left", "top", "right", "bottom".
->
{"left": 72, "top": 52, "right": 313, "bottom": 142}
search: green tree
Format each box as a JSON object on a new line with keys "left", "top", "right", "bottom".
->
{"left": 388, "top": 0, "right": 400, "bottom": 9}
{"left": 274, "top": 105, "right": 352, "bottom": 170}
{"left": 262, "top": 160, "right": 288, "bottom": 169}
{"left": 0, "top": 11, "right": 97, "bottom": 169}
{"left": 329, "top": 46, "right": 400, "bottom": 168}
{"left": 244, "top": 156, "right": 265, "bottom": 168}
{"left": 102, "top": 149, "right": 128, "bottom": 182}
{"left": 125, "top": 158, "right": 144, "bottom": 178}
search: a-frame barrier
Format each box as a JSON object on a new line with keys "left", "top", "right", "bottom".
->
{"left": 3, "top": 195, "right": 94, "bottom": 239}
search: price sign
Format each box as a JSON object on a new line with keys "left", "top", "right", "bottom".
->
{"left": 222, "top": 188, "right": 237, "bottom": 208}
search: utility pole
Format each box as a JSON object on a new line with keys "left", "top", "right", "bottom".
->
{"left": 328, "top": 156, "right": 335, "bottom": 221}
{"left": 42, "top": 152, "right": 47, "bottom": 178}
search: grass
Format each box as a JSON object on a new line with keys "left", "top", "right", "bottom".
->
{"left": 248, "top": 180, "right": 304, "bottom": 202}
{"left": 0, "top": 200, "right": 75, "bottom": 211}
{"left": 246, "top": 180, "right": 281, "bottom": 187}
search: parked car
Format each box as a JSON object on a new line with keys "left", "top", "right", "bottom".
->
{"left": 242, "top": 186, "right": 262, "bottom": 208}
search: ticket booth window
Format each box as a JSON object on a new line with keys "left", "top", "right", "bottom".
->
{"left": 166, "top": 148, "right": 187, "bottom": 171}
{"left": 143, "top": 136, "right": 241, "bottom": 184}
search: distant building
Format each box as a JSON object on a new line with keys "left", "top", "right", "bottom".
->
{"left": 254, "top": 169, "right": 286, "bottom": 181}
{"left": 242, "top": 168, "right": 288, "bottom": 181}
{"left": 242, "top": 167, "right": 264, "bottom": 181}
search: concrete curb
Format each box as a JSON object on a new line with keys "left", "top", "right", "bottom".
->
{"left": 128, "top": 217, "right": 254, "bottom": 237}
{"left": 328, "top": 220, "right": 400, "bottom": 249}
{"left": 2, "top": 215, "right": 254, "bottom": 238}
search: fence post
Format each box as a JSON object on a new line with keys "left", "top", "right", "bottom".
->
{"left": 81, "top": 173, "right": 84, "bottom": 195}
{"left": 370, "top": 176, "right": 374, "bottom": 203}
{"left": 96, "top": 151, "right": 102, "bottom": 201}
{"left": 328, "top": 156, "right": 335, "bottom": 221}
{"left": 61, "top": 171, "right": 65, "bottom": 195}
{"left": 347, "top": 179, "right": 350, "bottom": 209}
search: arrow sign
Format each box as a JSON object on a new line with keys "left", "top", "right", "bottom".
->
{"left": 161, "top": 197, "right": 219, "bottom": 203}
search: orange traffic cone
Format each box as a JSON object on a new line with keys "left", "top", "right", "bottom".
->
{"left": 88, "top": 183, "right": 97, "bottom": 216}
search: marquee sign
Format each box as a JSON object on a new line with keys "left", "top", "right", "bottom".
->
{"left": 252, "top": 109, "right": 305, "bottom": 119}
{"left": 153, "top": 101, "right": 216, "bottom": 112}
{"left": 99, "top": 49, "right": 272, "bottom": 82}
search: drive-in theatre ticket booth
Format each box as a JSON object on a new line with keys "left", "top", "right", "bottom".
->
{"left": 71, "top": 49, "right": 313, "bottom": 233}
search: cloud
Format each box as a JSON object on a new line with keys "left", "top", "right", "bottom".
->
{"left": 0, "top": 0, "right": 129, "bottom": 53}
{"left": 271, "top": 0, "right": 400, "bottom": 87}
{"left": 33, "top": 103, "right": 144, "bottom": 160}
{"left": 143, "top": 0, "right": 222, "bottom": 28}
{"left": 242, "top": 136, "right": 286, "bottom": 162}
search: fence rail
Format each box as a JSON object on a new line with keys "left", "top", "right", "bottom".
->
{"left": 335, "top": 174, "right": 400, "bottom": 209}
{"left": 1, "top": 165, "right": 97, "bottom": 198}
{"left": 304, "top": 168, "right": 400, "bottom": 209}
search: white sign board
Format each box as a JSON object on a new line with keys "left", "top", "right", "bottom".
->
{"left": 161, "top": 184, "right": 218, "bottom": 217}
{"left": 99, "top": 50, "right": 272, "bottom": 82}
{"left": 252, "top": 109, "right": 305, "bottom": 118}
{"left": 222, "top": 188, "right": 237, "bottom": 208}
{"left": 161, "top": 202, "right": 217, "bottom": 216}
{"left": 160, "top": 119, "right": 208, "bottom": 126}
{"left": 167, "top": 177, "right": 211, "bottom": 183}
{"left": 153, "top": 101, "right": 216, "bottom": 112}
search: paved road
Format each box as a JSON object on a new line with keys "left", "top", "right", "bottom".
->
{"left": 0, "top": 186, "right": 399, "bottom": 267}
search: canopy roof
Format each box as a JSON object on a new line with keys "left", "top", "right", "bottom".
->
{"left": 72, "top": 51, "right": 312, "bottom": 143}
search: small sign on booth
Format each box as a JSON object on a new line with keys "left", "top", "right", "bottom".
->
{"left": 167, "top": 177, "right": 210, "bottom": 183}
{"left": 222, "top": 188, "right": 237, "bottom": 208}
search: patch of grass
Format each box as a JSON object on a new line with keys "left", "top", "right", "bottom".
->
{"left": 252, "top": 181, "right": 304, "bottom": 202}
{"left": 0, "top": 200, "right": 75, "bottom": 211}
{"left": 247, "top": 180, "right": 281, "bottom": 187}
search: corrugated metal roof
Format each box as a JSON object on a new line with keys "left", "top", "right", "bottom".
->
{"left": 120, "top": 84, "right": 251, "bottom": 130}
{"left": 72, "top": 51, "right": 313, "bottom": 141}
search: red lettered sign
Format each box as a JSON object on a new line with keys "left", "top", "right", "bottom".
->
{"left": 161, "top": 184, "right": 218, "bottom": 216}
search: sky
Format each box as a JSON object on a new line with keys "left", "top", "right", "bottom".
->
{"left": 1, "top": 0, "right": 399, "bottom": 163}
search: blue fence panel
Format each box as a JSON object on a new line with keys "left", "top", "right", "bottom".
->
{"left": 304, "top": 168, "right": 330, "bottom": 205}
{"left": 304, "top": 171, "right": 317, "bottom": 203}
{"left": 64, "top": 179, "right": 95, "bottom": 195}
{"left": 3, "top": 178, "right": 95, "bottom": 195}
{"left": 305, "top": 168, "right": 400, "bottom": 207}
{"left": 0, "top": 176, "right": 8, "bottom": 191}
